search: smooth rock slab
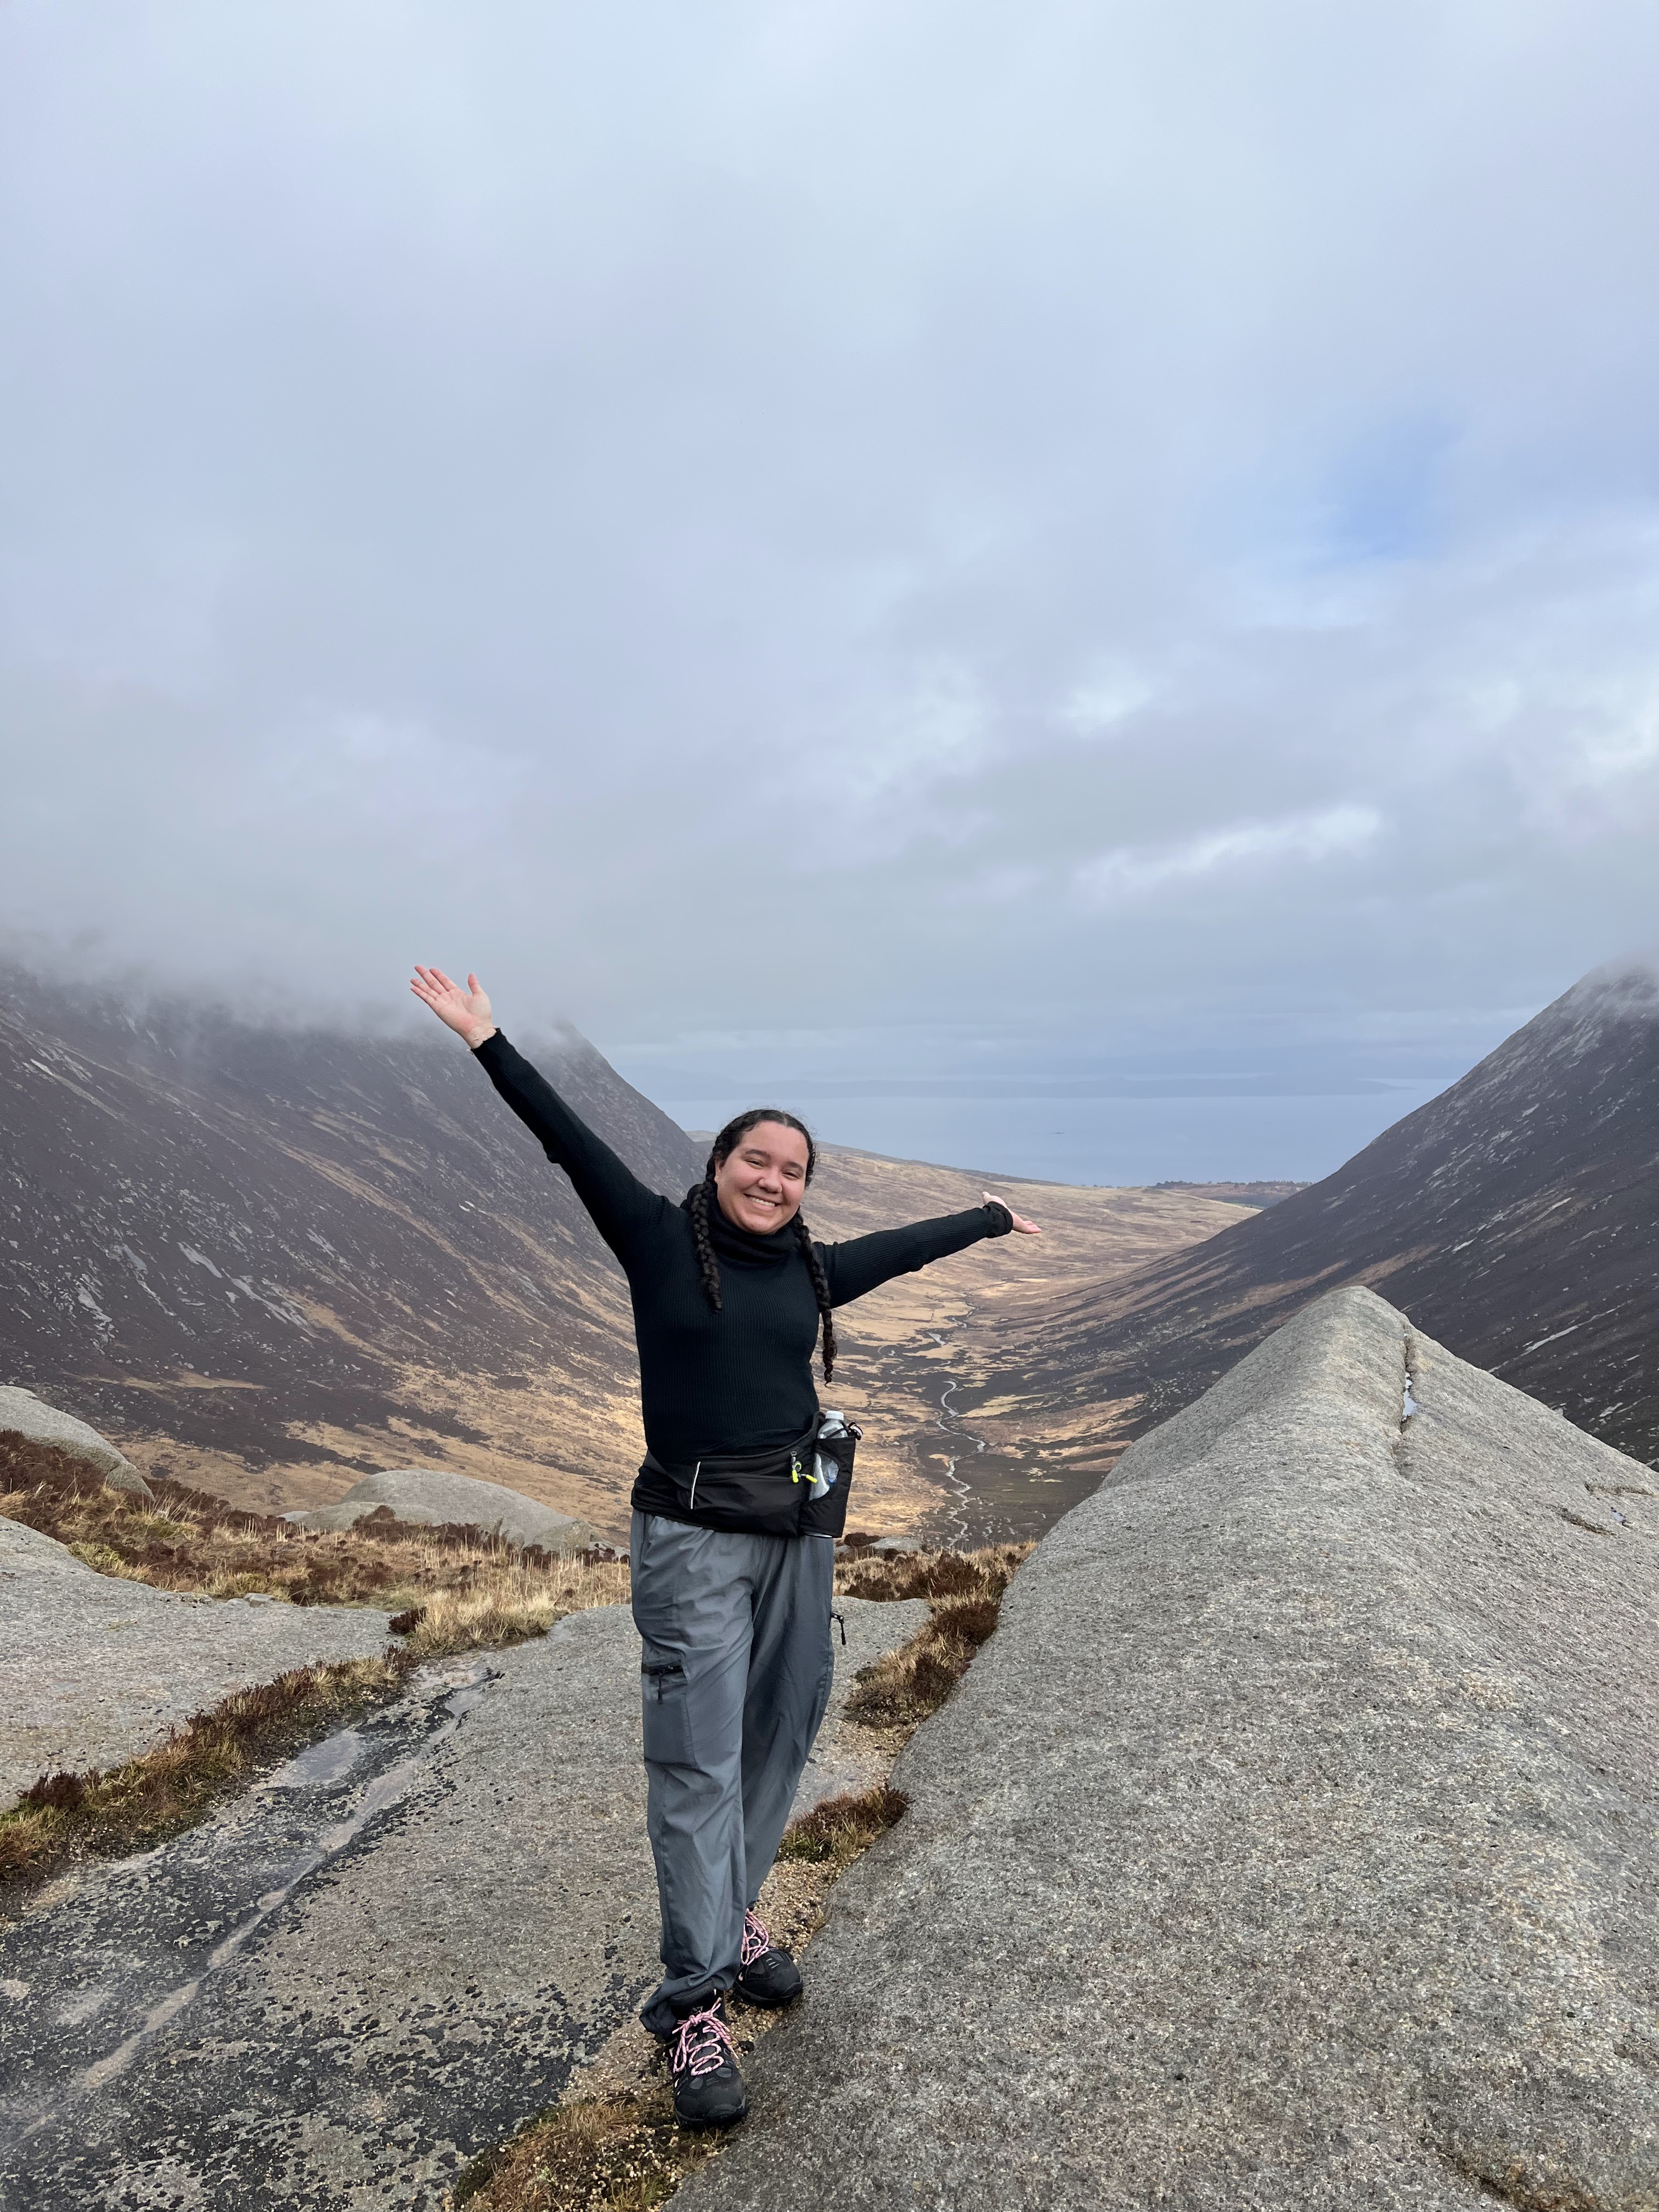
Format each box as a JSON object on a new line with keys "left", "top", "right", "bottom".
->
{"left": 680, "top": 1286, "right": 1659, "bottom": 2212}
{"left": 286, "top": 1466, "right": 600, "bottom": 1552}
{"left": 0, "top": 1387, "right": 150, "bottom": 1495}
{"left": 0, "top": 1520, "right": 394, "bottom": 1809}
{"left": 0, "top": 1594, "right": 927, "bottom": 2209}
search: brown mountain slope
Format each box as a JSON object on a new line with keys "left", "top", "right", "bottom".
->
{"left": 984, "top": 963, "right": 1659, "bottom": 1474}
{"left": 0, "top": 968, "right": 700, "bottom": 1528}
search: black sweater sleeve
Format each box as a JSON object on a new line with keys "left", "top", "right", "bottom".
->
{"left": 818, "top": 1203, "right": 1012, "bottom": 1308}
{"left": 472, "top": 1031, "right": 669, "bottom": 1261}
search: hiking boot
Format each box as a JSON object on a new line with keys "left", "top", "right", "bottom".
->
{"left": 667, "top": 1998, "right": 747, "bottom": 2128}
{"left": 734, "top": 1909, "right": 803, "bottom": 2010}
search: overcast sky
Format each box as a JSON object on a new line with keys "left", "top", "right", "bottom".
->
{"left": 3, "top": 2, "right": 1657, "bottom": 1181}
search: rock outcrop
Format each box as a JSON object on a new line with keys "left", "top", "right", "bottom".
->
{"left": 286, "top": 1467, "right": 601, "bottom": 1551}
{"left": 0, "top": 1518, "right": 393, "bottom": 1808}
{"left": 683, "top": 1285, "right": 1659, "bottom": 2210}
{"left": 0, "top": 1385, "right": 151, "bottom": 1496}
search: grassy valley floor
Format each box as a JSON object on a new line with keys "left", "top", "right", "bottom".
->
{"left": 800, "top": 1148, "right": 1251, "bottom": 1543}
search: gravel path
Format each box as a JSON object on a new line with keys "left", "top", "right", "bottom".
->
{"left": 0, "top": 1518, "right": 394, "bottom": 1806}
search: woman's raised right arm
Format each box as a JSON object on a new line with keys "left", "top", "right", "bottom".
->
{"left": 410, "top": 966, "right": 665, "bottom": 1254}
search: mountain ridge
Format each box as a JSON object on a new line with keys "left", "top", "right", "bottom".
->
{"left": 0, "top": 964, "right": 701, "bottom": 1523}
{"left": 975, "top": 962, "right": 1659, "bottom": 1472}
{"left": 11, "top": 957, "right": 1647, "bottom": 1541}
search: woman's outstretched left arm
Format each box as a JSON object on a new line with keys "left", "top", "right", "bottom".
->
{"left": 817, "top": 1193, "right": 1039, "bottom": 1308}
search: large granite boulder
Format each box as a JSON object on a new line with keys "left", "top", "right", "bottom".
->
{"left": 0, "top": 1385, "right": 152, "bottom": 1497}
{"left": 287, "top": 1466, "right": 601, "bottom": 1553}
{"left": 682, "top": 1285, "right": 1659, "bottom": 2210}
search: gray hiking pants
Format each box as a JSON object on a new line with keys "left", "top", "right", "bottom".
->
{"left": 630, "top": 1509, "right": 836, "bottom": 2037}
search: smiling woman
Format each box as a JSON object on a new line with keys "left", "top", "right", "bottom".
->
{"left": 408, "top": 962, "right": 1036, "bottom": 2129}
{"left": 689, "top": 1108, "right": 838, "bottom": 1383}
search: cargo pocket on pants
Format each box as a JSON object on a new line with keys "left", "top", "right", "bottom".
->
{"left": 640, "top": 1647, "right": 695, "bottom": 1766}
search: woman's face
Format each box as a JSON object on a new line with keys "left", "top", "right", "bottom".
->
{"left": 714, "top": 1121, "right": 811, "bottom": 1234}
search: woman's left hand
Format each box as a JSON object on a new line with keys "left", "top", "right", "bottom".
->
{"left": 983, "top": 1191, "right": 1041, "bottom": 1234}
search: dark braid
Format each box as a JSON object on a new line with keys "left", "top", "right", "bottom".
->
{"left": 688, "top": 1172, "right": 724, "bottom": 1310}
{"left": 696, "top": 1107, "right": 837, "bottom": 1383}
{"left": 791, "top": 1210, "right": 837, "bottom": 1384}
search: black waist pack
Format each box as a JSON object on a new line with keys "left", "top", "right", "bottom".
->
{"left": 641, "top": 1412, "right": 861, "bottom": 1538}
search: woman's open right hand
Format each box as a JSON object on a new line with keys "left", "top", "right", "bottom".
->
{"left": 410, "top": 967, "right": 497, "bottom": 1049}
{"left": 983, "top": 1189, "right": 1041, "bottom": 1234}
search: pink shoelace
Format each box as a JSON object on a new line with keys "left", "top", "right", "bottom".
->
{"left": 670, "top": 2002, "right": 735, "bottom": 2081}
{"left": 740, "top": 1910, "right": 772, "bottom": 1968}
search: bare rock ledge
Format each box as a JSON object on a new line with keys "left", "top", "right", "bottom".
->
{"left": 285, "top": 1466, "right": 600, "bottom": 1553}
{"left": 0, "top": 1597, "right": 930, "bottom": 2208}
{"left": 0, "top": 1386, "right": 150, "bottom": 1497}
{"left": 679, "top": 1284, "right": 1659, "bottom": 2212}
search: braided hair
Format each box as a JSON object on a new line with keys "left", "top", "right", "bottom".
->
{"left": 690, "top": 1107, "right": 838, "bottom": 1383}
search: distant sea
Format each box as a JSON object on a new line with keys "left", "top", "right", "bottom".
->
{"left": 643, "top": 1084, "right": 1448, "bottom": 1188}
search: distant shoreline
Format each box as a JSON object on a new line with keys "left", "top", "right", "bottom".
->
{"left": 686, "top": 1130, "right": 1306, "bottom": 1205}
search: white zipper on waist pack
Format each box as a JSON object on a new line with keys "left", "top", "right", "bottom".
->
{"left": 689, "top": 1461, "right": 701, "bottom": 1509}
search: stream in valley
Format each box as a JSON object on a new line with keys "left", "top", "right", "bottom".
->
{"left": 918, "top": 1329, "right": 1093, "bottom": 1547}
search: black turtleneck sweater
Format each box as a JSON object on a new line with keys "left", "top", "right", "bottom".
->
{"left": 472, "top": 1031, "right": 1012, "bottom": 1468}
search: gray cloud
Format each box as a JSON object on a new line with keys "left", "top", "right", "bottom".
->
{"left": 3, "top": 2, "right": 1657, "bottom": 1178}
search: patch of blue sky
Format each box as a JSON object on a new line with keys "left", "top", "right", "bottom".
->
{"left": 1220, "top": 409, "right": 1458, "bottom": 605}
{"left": 1317, "top": 410, "right": 1455, "bottom": 567}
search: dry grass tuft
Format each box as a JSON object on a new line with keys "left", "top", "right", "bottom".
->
{"left": 836, "top": 1543, "right": 1030, "bottom": 1729}
{"left": 0, "top": 1437, "right": 630, "bottom": 1887}
{"left": 833, "top": 1539, "right": 1029, "bottom": 1606}
{"left": 777, "top": 1781, "right": 909, "bottom": 1869}
{"left": 396, "top": 1560, "right": 629, "bottom": 1663}
{"left": 0, "top": 1432, "right": 614, "bottom": 1612}
{"left": 455, "top": 2091, "right": 720, "bottom": 2211}
{"left": 0, "top": 1654, "right": 398, "bottom": 1879}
